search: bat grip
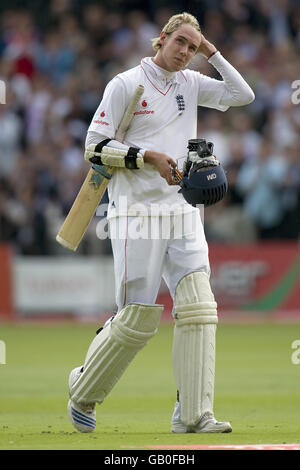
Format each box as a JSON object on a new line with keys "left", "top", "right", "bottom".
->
{"left": 92, "top": 164, "right": 113, "bottom": 179}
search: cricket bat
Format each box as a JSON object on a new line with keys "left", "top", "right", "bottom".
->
{"left": 56, "top": 84, "right": 144, "bottom": 251}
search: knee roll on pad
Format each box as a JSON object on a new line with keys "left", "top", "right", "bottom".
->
{"left": 172, "top": 271, "right": 218, "bottom": 426}
{"left": 70, "top": 303, "right": 163, "bottom": 405}
{"left": 174, "top": 270, "right": 218, "bottom": 324}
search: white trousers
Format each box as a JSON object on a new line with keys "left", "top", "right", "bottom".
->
{"left": 109, "top": 210, "right": 210, "bottom": 311}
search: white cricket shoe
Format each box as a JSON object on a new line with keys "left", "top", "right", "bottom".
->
{"left": 68, "top": 366, "right": 96, "bottom": 433}
{"left": 171, "top": 401, "right": 232, "bottom": 434}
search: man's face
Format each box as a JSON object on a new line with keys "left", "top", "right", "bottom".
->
{"left": 158, "top": 23, "right": 202, "bottom": 72}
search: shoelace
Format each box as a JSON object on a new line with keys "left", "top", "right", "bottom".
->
{"left": 80, "top": 403, "right": 95, "bottom": 414}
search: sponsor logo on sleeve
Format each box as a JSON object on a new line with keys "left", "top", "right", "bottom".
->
{"left": 93, "top": 110, "right": 109, "bottom": 125}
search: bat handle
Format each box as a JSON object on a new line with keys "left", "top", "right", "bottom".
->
{"left": 92, "top": 164, "right": 113, "bottom": 179}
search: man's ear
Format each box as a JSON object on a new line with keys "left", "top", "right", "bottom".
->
{"left": 160, "top": 31, "right": 167, "bottom": 45}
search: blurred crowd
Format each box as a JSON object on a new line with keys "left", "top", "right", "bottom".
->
{"left": 0, "top": 0, "right": 299, "bottom": 255}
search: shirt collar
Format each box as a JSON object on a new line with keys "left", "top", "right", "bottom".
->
{"left": 141, "top": 57, "right": 180, "bottom": 85}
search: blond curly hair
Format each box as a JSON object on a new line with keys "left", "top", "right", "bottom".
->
{"left": 152, "top": 12, "right": 201, "bottom": 51}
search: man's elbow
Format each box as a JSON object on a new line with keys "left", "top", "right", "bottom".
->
{"left": 239, "top": 87, "right": 255, "bottom": 105}
{"left": 223, "top": 86, "right": 255, "bottom": 107}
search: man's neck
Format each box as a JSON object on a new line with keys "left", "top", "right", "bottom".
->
{"left": 151, "top": 56, "right": 175, "bottom": 76}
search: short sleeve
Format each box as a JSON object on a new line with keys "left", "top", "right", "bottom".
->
{"left": 88, "top": 76, "right": 128, "bottom": 138}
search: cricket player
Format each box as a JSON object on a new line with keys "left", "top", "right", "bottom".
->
{"left": 68, "top": 12, "right": 254, "bottom": 433}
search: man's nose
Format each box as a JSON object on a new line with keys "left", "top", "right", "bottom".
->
{"left": 179, "top": 44, "right": 188, "bottom": 56}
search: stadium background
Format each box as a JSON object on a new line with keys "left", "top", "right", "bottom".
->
{"left": 0, "top": 0, "right": 299, "bottom": 321}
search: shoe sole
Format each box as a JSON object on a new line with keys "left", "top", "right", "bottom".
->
{"left": 172, "top": 428, "right": 232, "bottom": 433}
{"left": 196, "top": 426, "right": 232, "bottom": 433}
{"left": 171, "top": 422, "right": 232, "bottom": 434}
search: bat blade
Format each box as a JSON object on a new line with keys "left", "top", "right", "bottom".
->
{"left": 56, "top": 165, "right": 114, "bottom": 251}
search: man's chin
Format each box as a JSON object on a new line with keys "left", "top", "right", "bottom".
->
{"left": 173, "top": 58, "right": 186, "bottom": 70}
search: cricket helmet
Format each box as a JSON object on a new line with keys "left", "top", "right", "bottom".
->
{"left": 179, "top": 139, "right": 228, "bottom": 207}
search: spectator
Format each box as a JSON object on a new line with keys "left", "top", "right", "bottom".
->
{"left": 236, "top": 138, "right": 290, "bottom": 239}
{"left": 0, "top": 88, "right": 22, "bottom": 176}
{"left": 35, "top": 29, "right": 76, "bottom": 85}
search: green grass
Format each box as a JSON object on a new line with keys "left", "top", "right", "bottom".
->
{"left": 0, "top": 321, "right": 299, "bottom": 449}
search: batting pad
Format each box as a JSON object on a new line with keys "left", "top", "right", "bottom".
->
{"left": 172, "top": 271, "right": 218, "bottom": 426}
{"left": 70, "top": 303, "right": 163, "bottom": 405}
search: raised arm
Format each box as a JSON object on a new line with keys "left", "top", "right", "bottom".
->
{"left": 197, "top": 34, "right": 255, "bottom": 108}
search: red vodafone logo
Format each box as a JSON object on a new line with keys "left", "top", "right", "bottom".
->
{"left": 93, "top": 110, "right": 109, "bottom": 125}
{"left": 134, "top": 99, "right": 154, "bottom": 115}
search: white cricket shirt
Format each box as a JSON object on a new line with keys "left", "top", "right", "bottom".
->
{"left": 87, "top": 53, "right": 254, "bottom": 218}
